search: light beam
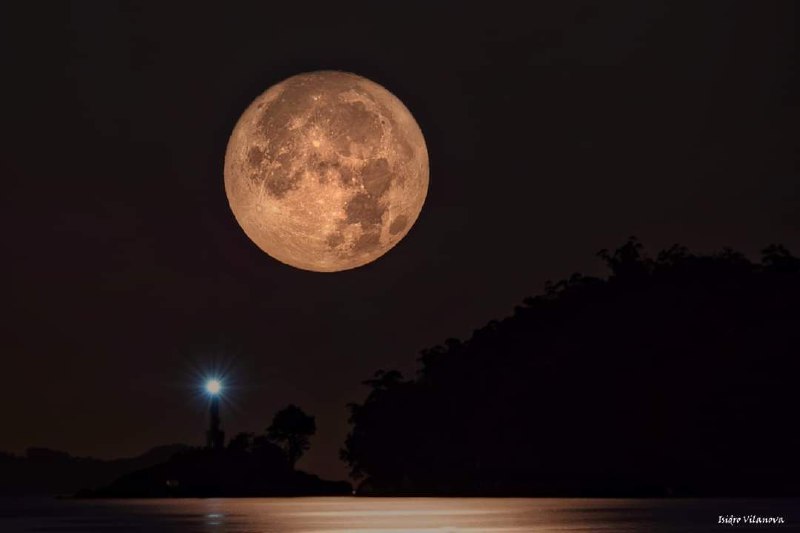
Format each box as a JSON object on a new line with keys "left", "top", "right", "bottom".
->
{"left": 205, "top": 378, "right": 222, "bottom": 395}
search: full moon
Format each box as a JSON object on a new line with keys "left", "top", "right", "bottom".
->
{"left": 224, "top": 71, "right": 429, "bottom": 272}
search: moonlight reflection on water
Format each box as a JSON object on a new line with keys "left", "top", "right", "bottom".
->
{"left": 2, "top": 497, "right": 798, "bottom": 532}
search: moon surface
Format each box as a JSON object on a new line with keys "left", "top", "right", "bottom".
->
{"left": 224, "top": 71, "right": 429, "bottom": 272}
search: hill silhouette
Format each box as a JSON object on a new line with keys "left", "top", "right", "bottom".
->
{"left": 342, "top": 239, "right": 800, "bottom": 496}
{"left": 0, "top": 444, "right": 187, "bottom": 497}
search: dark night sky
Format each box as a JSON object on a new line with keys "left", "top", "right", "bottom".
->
{"left": 1, "top": 1, "right": 797, "bottom": 480}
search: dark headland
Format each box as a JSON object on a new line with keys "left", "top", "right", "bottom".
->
{"left": 77, "top": 445, "right": 351, "bottom": 498}
{"left": 340, "top": 240, "right": 800, "bottom": 497}
{"left": 76, "top": 404, "right": 352, "bottom": 497}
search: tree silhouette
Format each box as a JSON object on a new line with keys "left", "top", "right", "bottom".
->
{"left": 227, "top": 432, "right": 254, "bottom": 453}
{"left": 267, "top": 405, "right": 316, "bottom": 469}
{"left": 762, "top": 244, "right": 800, "bottom": 272}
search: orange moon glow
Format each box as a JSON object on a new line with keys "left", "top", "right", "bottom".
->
{"left": 224, "top": 71, "right": 429, "bottom": 272}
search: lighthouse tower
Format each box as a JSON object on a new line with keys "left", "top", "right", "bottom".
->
{"left": 205, "top": 379, "right": 225, "bottom": 450}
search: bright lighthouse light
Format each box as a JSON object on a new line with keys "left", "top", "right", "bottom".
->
{"left": 205, "top": 379, "right": 222, "bottom": 395}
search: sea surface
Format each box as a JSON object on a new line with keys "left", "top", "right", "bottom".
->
{"left": 1, "top": 497, "right": 798, "bottom": 532}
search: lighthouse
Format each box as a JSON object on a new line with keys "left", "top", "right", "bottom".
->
{"left": 205, "top": 379, "right": 225, "bottom": 450}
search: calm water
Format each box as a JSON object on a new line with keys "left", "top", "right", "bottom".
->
{"left": 1, "top": 497, "right": 798, "bottom": 532}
